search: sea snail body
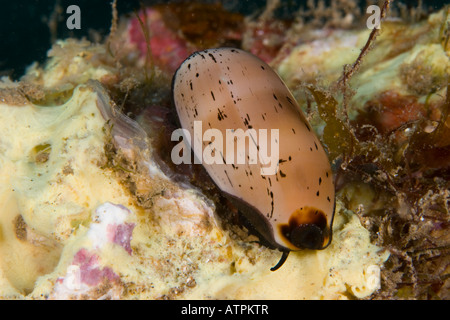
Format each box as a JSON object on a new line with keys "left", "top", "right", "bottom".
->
{"left": 172, "top": 48, "right": 335, "bottom": 270}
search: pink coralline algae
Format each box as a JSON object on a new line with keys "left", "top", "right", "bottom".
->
{"left": 126, "top": 4, "right": 290, "bottom": 71}
{"left": 71, "top": 248, "right": 121, "bottom": 286}
{"left": 110, "top": 222, "right": 135, "bottom": 255}
{"left": 52, "top": 248, "right": 123, "bottom": 299}
{"left": 51, "top": 203, "right": 136, "bottom": 298}
{"left": 87, "top": 202, "right": 136, "bottom": 255}
{"left": 128, "top": 8, "right": 191, "bottom": 73}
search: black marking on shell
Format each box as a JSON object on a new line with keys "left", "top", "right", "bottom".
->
{"left": 220, "top": 151, "right": 226, "bottom": 164}
{"left": 269, "top": 191, "right": 274, "bottom": 218}
{"left": 208, "top": 53, "right": 217, "bottom": 63}
{"left": 224, "top": 169, "right": 233, "bottom": 187}
{"left": 286, "top": 96, "right": 294, "bottom": 106}
{"left": 305, "top": 122, "right": 311, "bottom": 132}
{"left": 217, "top": 108, "right": 227, "bottom": 121}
